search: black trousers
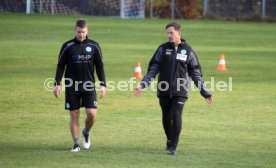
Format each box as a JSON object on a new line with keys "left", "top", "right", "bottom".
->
{"left": 159, "top": 96, "right": 186, "bottom": 149}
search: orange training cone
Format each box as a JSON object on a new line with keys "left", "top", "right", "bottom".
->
{"left": 133, "top": 61, "right": 143, "bottom": 79}
{"left": 217, "top": 54, "right": 227, "bottom": 71}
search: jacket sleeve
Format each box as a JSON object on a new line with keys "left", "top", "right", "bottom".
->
{"left": 54, "top": 43, "right": 67, "bottom": 85}
{"left": 94, "top": 43, "right": 106, "bottom": 87}
{"left": 140, "top": 47, "right": 162, "bottom": 88}
{"left": 187, "top": 50, "right": 212, "bottom": 98}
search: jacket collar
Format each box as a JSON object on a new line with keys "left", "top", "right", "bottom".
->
{"left": 73, "top": 36, "right": 88, "bottom": 44}
{"left": 180, "top": 38, "right": 187, "bottom": 43}
{"left": 167, "top": 38, "right": 187, "bottom": 47}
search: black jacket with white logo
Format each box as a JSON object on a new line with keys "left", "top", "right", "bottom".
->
{"left": 55, "top": 37, "right": 106, "bottom": 88}
{"left": 141, "top": 39, "right": 211, "bottom": 98}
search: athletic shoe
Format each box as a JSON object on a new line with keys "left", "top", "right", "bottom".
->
{"left": 82, "top": 129, "right": 91, "bottom": 149}
{"left": 167, "top": 148, "right": 176, "bottom": 155}
{"left": 70, "top": 144, "right": 80, "bottom": 152}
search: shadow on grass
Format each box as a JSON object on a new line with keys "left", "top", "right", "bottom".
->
{"left": 0, "top": 142, "right": 166, "bottom": 155}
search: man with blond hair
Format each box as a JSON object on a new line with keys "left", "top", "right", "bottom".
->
{"left": 54, "top": 19, "right": 106, "bottom": 152}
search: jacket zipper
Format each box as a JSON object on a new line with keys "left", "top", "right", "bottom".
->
{"left": 170, "top": 48, "right": 177, "bottom": 98}
{"left": 80, "top": 43, "right": 83, "bottom": 54}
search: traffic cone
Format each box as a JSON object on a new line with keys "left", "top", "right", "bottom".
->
{"left": 133, "top": 61, "right": 143, "bottom": 79}
{"left": 217, "top": 54, "right": 227, "bottom": 71}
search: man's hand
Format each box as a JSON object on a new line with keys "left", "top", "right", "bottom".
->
{"left": 134, "top": 86, "right": 142, "bottom": 97}
{"left": 53, "top": 85, "right": 61, "bottom": 98}
{"left": 205, "top": 96, "right": 213, "bottom": 104}
{"left": 100, "top": 86, "right": 106, "bottom": 98}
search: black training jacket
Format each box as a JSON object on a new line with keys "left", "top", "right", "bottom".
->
{"left": 141, "top": 39, "right": 211, "bottom": 98}
{"left": 54, "top": 37, "right": 106, "bottom": 88}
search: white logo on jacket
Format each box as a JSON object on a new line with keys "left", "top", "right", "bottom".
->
{"left": 86, "top": 47, "right": 92, "bottom": 52}
{"left": 176, "top": 49, "right": 187, "bottom": 61}
{"left": 165, "top": 49, "right": 173, "bottom": 55}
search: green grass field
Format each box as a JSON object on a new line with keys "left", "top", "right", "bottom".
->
{"left": 0, "top": 14, "right": 275, "bottom": 168}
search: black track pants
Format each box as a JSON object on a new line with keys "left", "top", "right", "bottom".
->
{"left": 159, "top": 96, "right": 186, "bottom": 149}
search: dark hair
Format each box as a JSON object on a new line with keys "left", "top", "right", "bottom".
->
{"left": 165, "top": 22, "right": 181, "bottom": 31}
{"left": 75, "top": 19, "right": 87, "bottom": 28}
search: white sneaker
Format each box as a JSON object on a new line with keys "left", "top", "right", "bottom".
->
{"left": 70, "top": 144, "right": 80, "bottom": 152}
{"left": 82, "top": 129, "right": 91, "bottom": 149}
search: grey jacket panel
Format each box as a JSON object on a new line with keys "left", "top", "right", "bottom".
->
{"left": 188, "top": 50, "right": 212, "bottom": 98}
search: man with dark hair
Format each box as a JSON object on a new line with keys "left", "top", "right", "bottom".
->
{"left": 135, "top": 22, "right": 212, "bottom": 155}
{"left": 54, "top": 19, "right": 106, "bottom": 152}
